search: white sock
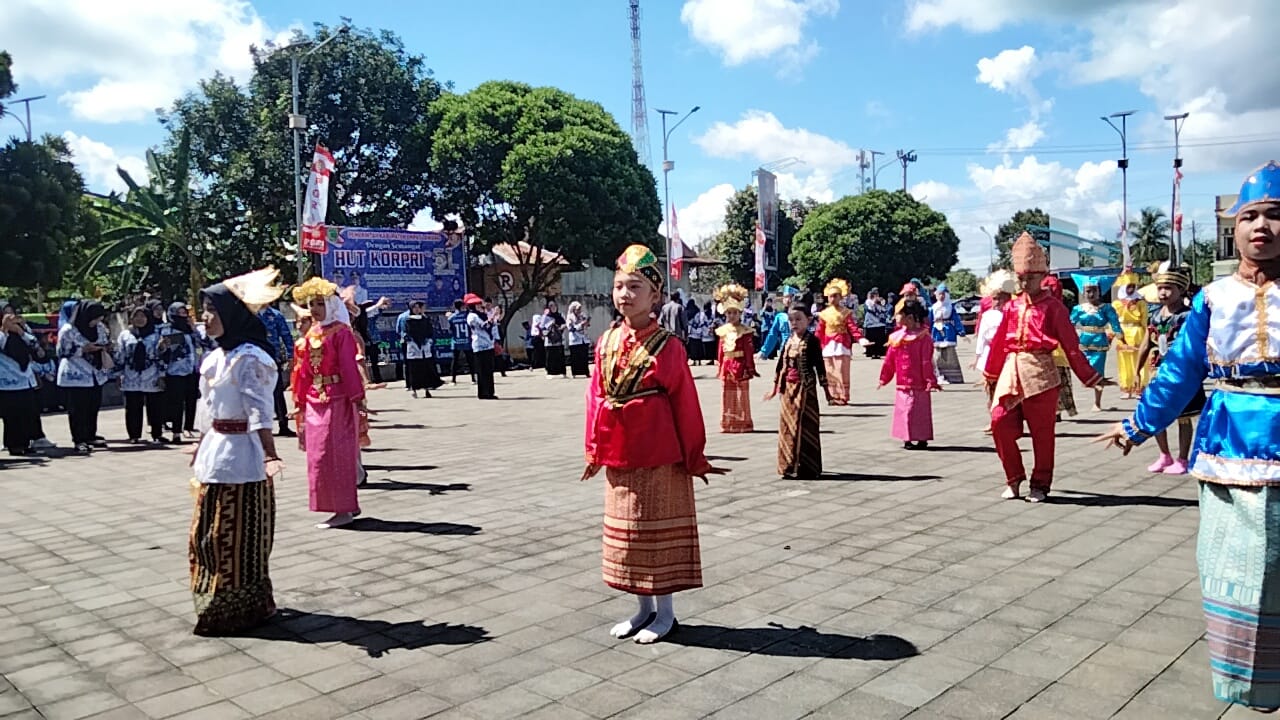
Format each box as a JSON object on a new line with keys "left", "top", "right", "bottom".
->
{"left": 635, "top": 594, "right": 675, "bottom": 644}
{"left": 610, "top": 595, "right": 656, "bottom": 638}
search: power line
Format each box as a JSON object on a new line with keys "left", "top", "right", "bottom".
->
{"left": 917, "top": 136, "right": 1280, "bottom": 158}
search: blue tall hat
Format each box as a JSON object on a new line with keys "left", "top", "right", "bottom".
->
{"left": 1224, "top": 161, "right": 1280, "bottom": 215}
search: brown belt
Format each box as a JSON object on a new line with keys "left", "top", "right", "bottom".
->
{"left": 211, "top": 419, "right": 249, "bottom": 434}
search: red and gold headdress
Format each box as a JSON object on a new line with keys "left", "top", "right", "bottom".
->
{"left": 616, "top": 244, "right": 663, "bottom": 292}
{"left": 823, "top": 278, "right": 851, "bottom": 300}
{"left": 714, "top": 283, "right": 749, "bottom": 313}
{"left": 1011, "top": 232, "right": 1048, "bottom": 275}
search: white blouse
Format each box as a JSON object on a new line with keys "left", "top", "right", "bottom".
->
{"left": 1203, "top": 276, "right": 1280, "bottom": 368}
{"left": 193, "top": 344, "right": 277, "bottom": 485}
{"left": 973, "top": 308, "right": 1004, "bottom": 371}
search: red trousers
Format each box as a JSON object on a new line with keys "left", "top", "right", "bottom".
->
{"left": 991, "top": 388, "right": 1060, "bottom": 492}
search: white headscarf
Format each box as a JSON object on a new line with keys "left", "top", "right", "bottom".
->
{"left": 319, "top": 293, "right": 347, "bottom": 327}
{"left": 932, "top": 290, "right": 953, "bottom": 321}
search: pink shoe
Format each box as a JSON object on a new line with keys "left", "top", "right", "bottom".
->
{"left": 1147, "top": 453, "right": 1174, "bottom": 473}
{"left": 1163, "top": 459, "right": 1189, "bottom": 475}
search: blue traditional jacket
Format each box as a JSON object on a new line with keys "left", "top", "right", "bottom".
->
{"left": 1070, "top": 303, "right": 1122, "bottom": 355}
{"left": 117, "top": 331, "right": 164, "bottom": 393}
{"left": 0, "top": 332, "right": 38, "bottom": 391}
{"left": 56, "top": 324, "right": 111, "bottom": 387}
{"left": 759, "top": 311, "right": 792, "bottom": 358}
{"left": 1124, "top": 276, "right": 1280, "bottom": 486}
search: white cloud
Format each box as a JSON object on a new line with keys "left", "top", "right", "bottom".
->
{"left": 976, "top": 46, "right": 1037, "bottom": 94}
{"left": 694, "top": 110, "right": 858, "bottom": 174}
{"left": 987, "top": 120, "right": 1045, "bottom": 152}
{"left": 775, "top": 171, "right": 837, "bottom": 203}
{"left": 0, "top": 0, "right": 287, "bottom": 123}
{"left": 908, "top": 180, "right": 963, "bottom": 206}
{"left": 663, "top": 183, "right": 737, "bottom": 251}
{"left": 905, "top": 0, "right": 1125, "bottom": 33}
{"left": 62, "top": 131, "right": 148, "bottom": 194}
{"left": 680, "top": 0, "right": 838, "bottom": 68}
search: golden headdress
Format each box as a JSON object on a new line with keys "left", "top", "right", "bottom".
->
{"left": 222, "top": 267, "right": 284, "bottom": 312}
{"left": 714, "top": 283, "right": 749, "bottom": 314}
{"left": 291, "top": 276, "right": 339, "bottom": 306}
{"left": 983, "top": 269, "right": 1017, "bottom": 296}
{"left": 1115, "top": 268, "right": 1141, "bottom": 289}
{"left": 1011, "top": 232, "right": 1048, "bottom": 275}
{"left": 823, "top": 278, "right": 851, "bottom": 299}
{"left": 616, "top": 244, "right": 663, "bottom": 292}
{"left": 1153, "top": 260, "right": 1191, "bottom": 291}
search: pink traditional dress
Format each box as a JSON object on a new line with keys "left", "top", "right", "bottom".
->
{"left": 880, "top": 327, "right": 938, "bottom": 442}
{"left": 293, "top": 318, "right": 365, "bottom": 514}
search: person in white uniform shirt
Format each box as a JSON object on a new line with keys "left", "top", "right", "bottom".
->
{"left": 187, "top": 267, "right": 284, "bottom": 636}
{"left": 971, "top": 270, "right": 1015, "bottom": 434}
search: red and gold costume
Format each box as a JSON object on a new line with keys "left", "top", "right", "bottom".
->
{"left": 585, "top": 246, "right": 710, "bottom": 597}
{"left": 983, "top": 234, "right": 1101, "bottom": 496}
{"left": 713, "top": 283, "right": 757, "bottom": 433}
{"left": 817, "top": 279, "right": 862, "bottom": 405}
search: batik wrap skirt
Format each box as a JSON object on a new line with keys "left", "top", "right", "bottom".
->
{"left": 778, "top": 380, "right": 822, "bottom": 478}
{"left": 720, "top": 377, "right": 753, "bottom": 433}
{"left": 1056, "top": 367, "right": 1077, "bottom": 417}
{"left": 602, "top": 463, "right": 702, "bottom": 595}
{"left": 189, "top": 479, "right": 275, "bottom": 636}
{"left": 1199, "top": 482, "right": 1280, "bottom": 710}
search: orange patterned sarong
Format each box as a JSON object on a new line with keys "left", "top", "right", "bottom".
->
{"left": 720, "top": 377, "right": 753, "bottom": 433}
{"left": 602, "top": 463, "right": 702, "bottom": 595}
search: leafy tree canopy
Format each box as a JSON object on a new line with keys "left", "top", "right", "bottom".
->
{"left": 992, "top": 208, "right": 1050, "bottom": 272}
{"left": 0, "top": 136, "right": 90, "bottom": 290}
{"left": 943, "top": 268, "right": 979, "bottom": 297}
{"left": 0, "top": 50, "right": 15, "bottom": 111}
{"left": 789, "top": 189, "right": 959, "bottom": 296}
{"left": 700, "top": 185, "right": 808, "bottom": 291}
{"left": 1128, "top": 206, "right": 1172, "bottom": 267}
{"left": 426, "top": 80, "right": 660, "bottom": 332}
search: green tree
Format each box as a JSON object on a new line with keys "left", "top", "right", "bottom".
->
{"left": 943, "top": 268, "right": 979, "bottom": 297}
{"left": 1128, "top": 206, "right": 1171, "bottom": 267}
{"left": 0, "top": 50, "right": 15, "bottom": 114}
{"left": 789, "top": 190, "right": 959, "bottom": 295}
{"left": 426, "top": 80, "right": 660, "bottom": 337}
{"left": 702, "top": 185, "right": 802, "bottom": 291}
{"left": 991, "top": 208, "right": 1050, "bottom": 271}
{"left": 0, "top": 136, "right": 91, "bottom": 293}
{"left": 81, "top": 129, "right": 207, "bottom": 302}
{"left": 159, "top": 24, "right": 444, "bottom": 283}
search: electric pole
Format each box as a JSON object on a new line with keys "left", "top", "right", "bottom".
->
{"left": 896, "top": 150, "right": 917, "bottom": 191}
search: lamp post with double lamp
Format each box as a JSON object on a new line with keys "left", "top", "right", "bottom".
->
{"left": 1, "top": 95, "right": 45, "bottom": 142}
{"left": 1101, "top": 110, "right": 1137, "bottom": 267}
{"left": 656, "top": 105, "right": 700, "bottom": 287}
{"left": 1165, "top": 111, "right": 1189, "bottom": 264}
{"left": 277, "top": 26, "right": 349, "bottom": 280}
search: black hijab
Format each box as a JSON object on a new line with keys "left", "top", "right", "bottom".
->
{"left": 127, "top": 306, "right": 155, "bottom": 372}
{"left": 199, "top": 283, "right": 275, "bottom": 360}
{"left": 167, "top": 301, "right": 193, "bottom": 334}
{"left": 1, "top": 317, "right": 30, "bottom": 372}
{"left": 406, "top": 303, "right": 433, "bottom": 346}
{"left": 69, "top": 300, "right": 107, "bottom": 368}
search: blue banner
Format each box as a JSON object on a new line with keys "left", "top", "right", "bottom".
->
{"left": 318, "top": 227, "right": 467, "bottom": 359}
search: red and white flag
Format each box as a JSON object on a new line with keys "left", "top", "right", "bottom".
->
{"left": 300, "top": 144, "right": 335, "bottom": 253}
{"left": 669, "top": 207, "right": 683, "bottom": 281}
{"left": 1173, "top": 167, "right": 1184, "bottom": 233}
{"left": 754, "top": 223, "right": 767, "bottom": 291}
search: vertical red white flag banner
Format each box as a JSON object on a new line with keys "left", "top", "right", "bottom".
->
{"left": 1173, "top": 167, "right": 1184, "bottom": 234}
{"left": 670, "top": 206, "right": 683, "bottom": 281}
{"left": 300, "top": 144, "right": 335, "bottom": 253}
{"left": 754, "top": 223, "right": 767, "bottom": 290}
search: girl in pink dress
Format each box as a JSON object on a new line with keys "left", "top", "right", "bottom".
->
{"left": 878, "top": 299, "right": 940, "bottom": 450}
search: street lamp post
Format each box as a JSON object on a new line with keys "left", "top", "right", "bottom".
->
{"left": 1102, "top": 110, "right": 1136, "bottom": 268}
{"left": 281, "top": 26, "right": 348, "bottom": 281}
{"left": 1164, "top": 112, "right": 1189, "bottom": 265}
{"left": 656, "top": 105, "right": 700, "bottom": 288}
{"left": 1, "top": 95, "right": 46, "bottom": 142}
{"left": 980, "top": 225, "right": 996, "bottom": 272}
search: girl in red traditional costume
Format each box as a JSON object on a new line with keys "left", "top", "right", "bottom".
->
{"left": 714, "top": 283, "right": 757, "bottom": 433}
{"left": 583, "top": 245, "right": 726, "bottom": 644}
{"left": 816, "top": 278, "right": 863, "bottom": 405}
{"left": 878, "top": 298, "right": 940, "bottom": 450}
{"left": 292, "top": 278, "right": 367, "bottom": 529}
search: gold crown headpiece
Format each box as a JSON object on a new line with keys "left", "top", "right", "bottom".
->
{"left": 291, "top": 276, "right": 338, "bottom": 306}
{"left": 823, "top": 278, "right": 851, "bottom": 299}
{"left": 714, "top": 283, "right": 749, "bottom": 313}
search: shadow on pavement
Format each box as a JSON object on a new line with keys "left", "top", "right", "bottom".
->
{"left": 364, "top": 481, "right": 469, "bottom": 495}
{"left": 801, "top": 473, "right": 942, "bottom": 482}
{"left": 820, "top": 413, "right": 884, "bottom": 419}
{"left": 339, "top": 519, "right": 482, "bottom": 534}
{"left": 1051, "top": 489, "right": 1197, "bottom": 507}
{"left": 363, "top": 464, "right": 441, "bottom": 473}
{"left": 669, "top": 622, "right": 919, "bottom": 660}
{"left": 920, "top": 445, "right": 998, "bottom": 454}
{"left": 243, "top": 609, "right": 489, "bottom": 657}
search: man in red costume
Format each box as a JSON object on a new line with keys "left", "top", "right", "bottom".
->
{"left": 983, "top": 232, "right": 1108, "bottom": 503}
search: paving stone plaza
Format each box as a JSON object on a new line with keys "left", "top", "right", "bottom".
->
{"left": 0, "top": 348, "right": 1257, "bottom": 719}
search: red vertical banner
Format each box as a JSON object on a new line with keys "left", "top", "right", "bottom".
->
{"left": 754, "top": 223, "right": 767, "bottom": 291}
{"left": 300, "top": 144, "right": 335, "bottom": 253}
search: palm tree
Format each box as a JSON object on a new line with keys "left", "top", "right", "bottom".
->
{"left": 79, "top": 128, "right": 206, "bottom": 301}
{"left": 1127, "top": 207, "right": 1171, "bottom": 267}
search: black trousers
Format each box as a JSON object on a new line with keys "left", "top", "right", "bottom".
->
{"left": 0, "top": 389, "right": 38, "bottom": 452}
{"left": 530, "top": 338, "right": 546, "bottom": 369}
{"left": 474, "top": 348, "right": 496, "bottom": 399}
{"left": 272, "top": 367, "right": 290, "bottom": 432}
{"left": 367, "top": 342, "right": 383, "bottom": 383}
{"left": 165, "top": 373, "right": 200, "bottom": 434}
{"left": 63, "top": 385, "right": 102, "bottom": 445}
{"left": 451, "top": 347, "right": 474, "bottom": 382}
{"left": 124, "top": 391, "right": 165, "bottom": 440}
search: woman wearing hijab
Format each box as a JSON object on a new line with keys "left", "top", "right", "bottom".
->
{"left": 542, "top": 301, "right": 568, "bottom": 377}
{"left": 930, "top": 284, "right": 967, "bottom": 385}
{"left": 403, "top": 300, "right": 443, "bottom": 398}
{"left": 292, "top": 277, "right": 366, "bottom": 529}
{"left": 117, "top": 304, "right": 166, "bottom": 444}
{"left": 159, "top": 302, "right": 211, "bottom": 444}
{"left": 566, "top": 301, "right": 592, "bottom": 378}
{"left": 189, "top": 267, "right": 284, "bottom": 636}
{"left": 57, "top": 300, "right": 113, "bottom": 454}
{"left": 0, "top": 307, "right": 41, "bottom": 456}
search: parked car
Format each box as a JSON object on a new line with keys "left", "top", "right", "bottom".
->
{"left": 953, "top": 296, "right": 982, "bottom": 335}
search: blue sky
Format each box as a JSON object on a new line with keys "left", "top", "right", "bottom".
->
{"left": 3, "top": 0, "right": 1276, "bottom": 273}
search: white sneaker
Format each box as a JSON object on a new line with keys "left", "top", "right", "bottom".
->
{"left": 1027, "top": 489, "right": 1048, "bottom": 503}
{"left": 1001, "top": 485, "right": 1020, "bottom": 500}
